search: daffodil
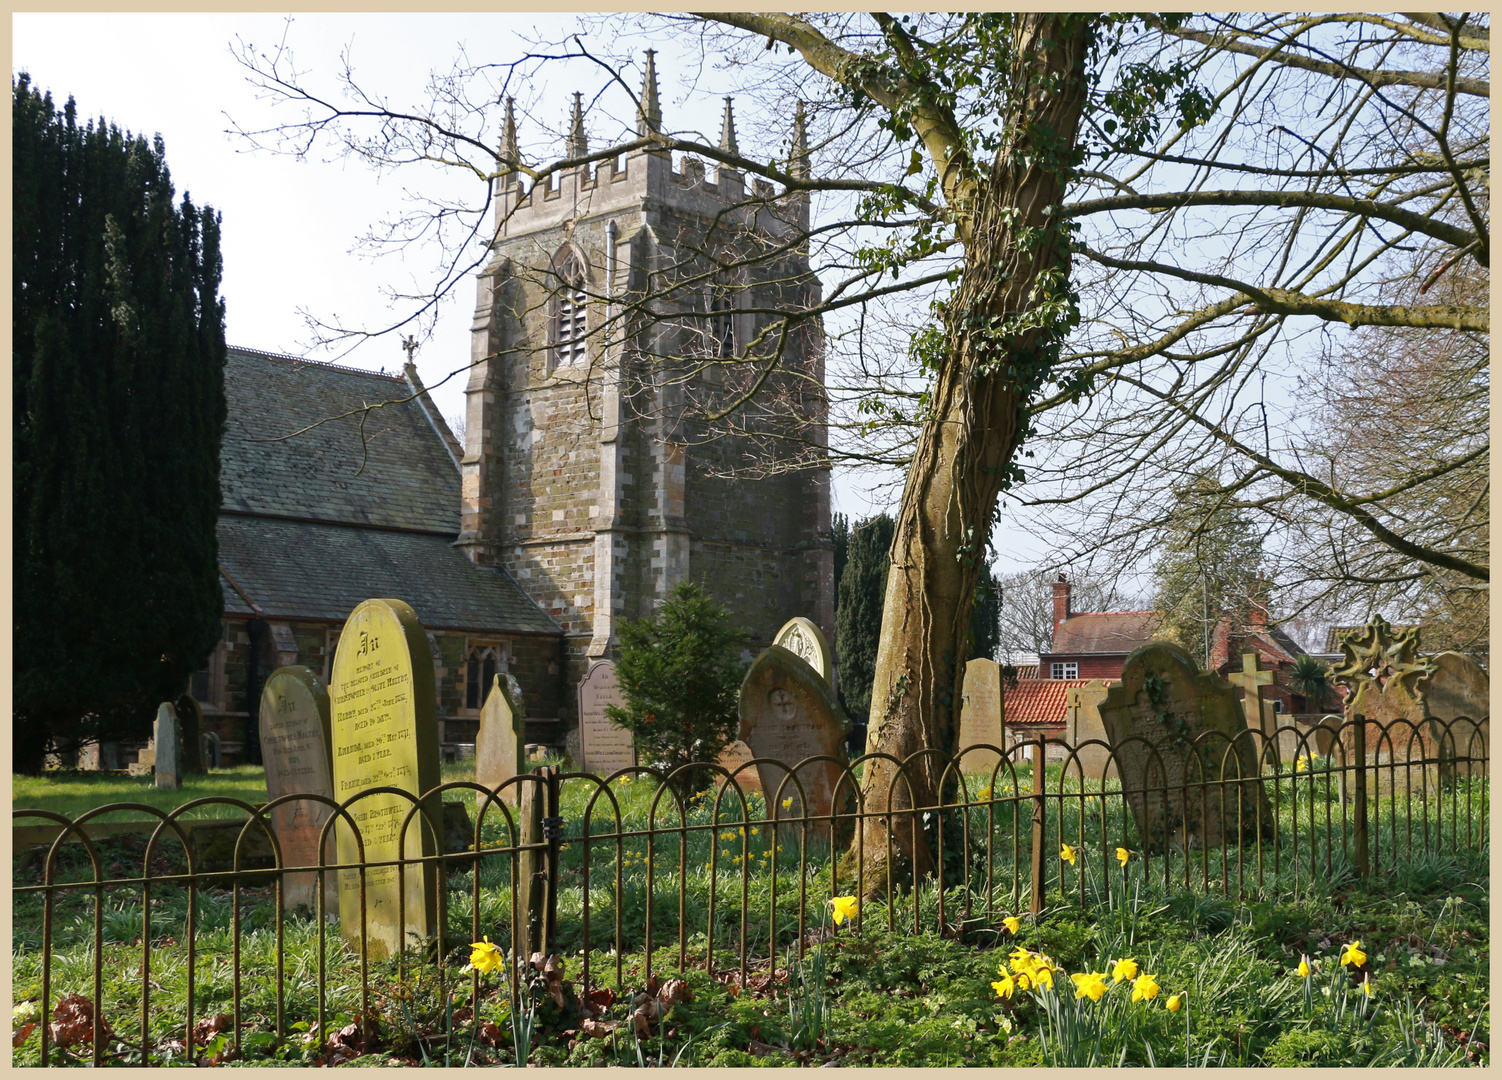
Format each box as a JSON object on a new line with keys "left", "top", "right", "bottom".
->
{"left": 991, "top": 972, "right": 1016, "bottom": 1000}
{"left": 720, "top": 829, "right": 736, "bottom": 841}
{"left": 1362, "top": 978, "right": 1375, "bottom": 998}
{"left": 1340, "top": 941, "right": 1367, "bottom": 968}
{"left": 978, "top": 786, "right": 993, "bottom": 800}
{"left": 1002, "top": 915, "right": 1021, "bottom": 935}
{"left": 1116, "top": 847, "right": 1131, "bottom": 867}
{"left": 830, "top": 895, "right": 860, "bottom": 926}
{"left": 1111, "top": 957, "right": 1139, "bottom": 983}
{"left": 782, "top": 798, "right": 793, "bottom": 810}
{"left": 1060, "top": 843, "right": 1078, "bottom": 865}
{"left": 1071, "top": 971, "right": 1110, "bottom": 1002}
{"left": 1166, "top": 994, "right": 1183, "bottom": 1012}
{"left": 751, "top": 827, "right": 760, "bottom": 836}
{"left": 1295, "top": 755, "right": 1309, "bottom": 772}
{"left": 1296, "top": 956, "right": 1311, "bottom": 978}
{"left": 1131, "top": 973, "right": 1161, "bottom": 1002}
{"left": 469, "top": 936, "right": 503, "bottom": 975}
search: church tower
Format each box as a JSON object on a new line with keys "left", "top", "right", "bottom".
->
{"left": 457, "top": 56, "right": 834, "bottom": 728}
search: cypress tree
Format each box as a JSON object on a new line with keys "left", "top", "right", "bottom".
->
{"left": 968, "top": 562, "right": 1001, "bottom": 662}
{"left": 831, "top": 512, "right": 849, "bottom": 607}
{"left": 833, "top": 514, "right": 896, "bottom": 720}
{"left": 13, "top": 75, "right": 226, "bottom": 773}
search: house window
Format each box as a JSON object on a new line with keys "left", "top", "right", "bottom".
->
{"left": 465, "top": 646, "right": 501, "bottom": 710}
{"left": 1050, "top": 662, "right": 1078, "bottom": 679}
{"left": 550, "top": 252, "right": 588, "bottom": 367}
{"left": 1273, "top": 700, "right": 1284, "bottom": 714}
{"left": 708, "top": 285, "right": 736, "bottom": 358}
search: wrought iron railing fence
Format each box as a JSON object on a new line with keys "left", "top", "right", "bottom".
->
{"left": 12, "top": 714, "right": 1487, "bottom": 1065}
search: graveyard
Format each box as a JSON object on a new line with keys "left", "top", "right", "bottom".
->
{"left": 12, "top": 603, "right": 1490, "bottom": 1066}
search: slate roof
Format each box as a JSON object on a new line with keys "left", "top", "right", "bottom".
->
{"left": 1051, "top": 611, "right": 1157, "bottom": 655}
{"left": 216, "top": 346, "right": 560, "bottom": 637}
{"left": 220, "top": 347, "right": 458, "bottom": 532}
{"left": 1005, "top": 678, "right": 1108, "bottom": 726}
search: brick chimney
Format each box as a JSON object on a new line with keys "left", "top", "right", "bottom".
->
{"left": 1248, "top": 572, "right": 1269, "bottom": 628}
{"left": 1052, "top": 574, "right": 1071, "bottom": 647}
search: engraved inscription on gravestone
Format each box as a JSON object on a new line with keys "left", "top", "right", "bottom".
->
{"left": 260, "top": 666, "right": 337, "bottom": 912}
{"left": 577, "top": 660, "right": 635, "bottom": 776}
{"left": 330, "top": 599, "right": 441, "bottom": 960}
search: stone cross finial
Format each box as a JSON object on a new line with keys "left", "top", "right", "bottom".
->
{"left": 402, "top": 336, "right": 419, "bottom": 365}
{"left": 499, "top": 96, "right": 519, "bottom": 173}
{"left": 719, "top": 97, "right": 738, "bottom": 156}
{"left": 637, "top": 49, "right": 662, "bottom": 136}
{"left": 566, "top": 91, "right": 588, "bottom": 159}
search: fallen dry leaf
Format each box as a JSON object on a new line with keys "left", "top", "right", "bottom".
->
{"left": 191, "top": 1012, "right": 234, "bottom": 1046}
{"left": 476, "top": 1020, "right": 504, "bottom": 1048}
{"left": 48, "top": 994, "right": 104, "bottom": 1048}
{"left": 13, "top": 1022, "right": 37, "bottom": 1048}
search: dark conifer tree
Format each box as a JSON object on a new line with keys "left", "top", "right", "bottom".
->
{"left": 833, "top": 514, "right": 896, "bottom": 721}
{"left": 968, "top": 563, "right": 1001, "bottom": 662}
{"left": 831, "top": 512, "right": 849, "bottom": 609}
{"left": 13, "top": 75, "right": 226, "bottom": 773}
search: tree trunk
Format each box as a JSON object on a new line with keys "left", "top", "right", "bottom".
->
{"left": 845, "top": 15, "right": 1093, "bottom": 896}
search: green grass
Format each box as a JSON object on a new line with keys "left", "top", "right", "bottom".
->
{"left": 12, "top": 766, "right": 273, "bottom": 823}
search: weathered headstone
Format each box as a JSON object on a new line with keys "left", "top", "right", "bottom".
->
{"left": 330, "top": 598, "right": 442, "bottom": 960}
{"left": 956, "top": 658, "right": 1005, "bottom": 776}
{"left": 738, "top": 647, "right": 851, "bottom": 823}
{"left": 577, "top": 660, "right": 635, "bottom": 776}
{"left": 177, "top": 694, "right": 206, "bottom": 774}
{"left": 773, "top": 617, "right": 833, "bottom": 685}
{"left": 475, "top": 673, "right": 526, "bottom": 806}
{"left": 1226, "top": 653, "right": 1277, "bottom": 744}
{"left": 715, "top": 739, "right": 764, "bottom": 797}
{"left": 564, "top": 729, "right": 582, "bottom": 770}
{"left": 1098, "top": 642, "right": 1271, "bottom": 851}
{"left": 1418, "top": 650, "right": 1490, "bottom": 781}
{"left": 1064, "top": 680, "right": 1116, "bottom": 781}
{"left": 202, "top": 730, "right": 222, "bottom": 770}
{"left": 1332, "top": 617, "right": 1440, "bottom": 797}
{"left": 154, "top": 703, "right": 181, "bottom": 791}
{"left": 259, "top": 666, "right": 337, "bottom": 912}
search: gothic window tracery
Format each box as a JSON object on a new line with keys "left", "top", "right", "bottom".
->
{"left": 466, "top": 645, "right": 501, "bottom": 710}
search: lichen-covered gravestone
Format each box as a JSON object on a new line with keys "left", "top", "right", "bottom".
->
{"left": 956, "top": 658, "right": 1005, "bottom": 776}
{"left": 1065, "top": 680, "right": 1116, "bottom": 781}
{"left": 475, "top": 673, "right": 527, "bottom": 806}
{"left": 154, "top": 703, "right": 181, "bottom": 791}
{"left": 1099, "top": 642, "right": 1271, "bottom": 851}
{"left": 1417, "top": 651, "right": 1490, "bottom": 780}
{"left": 259, "top": 666, "right": 337, "bottom": 912}
{"left": 738, "top": 646, "right": 851, "bottom": 823}
{"left": 330, "top": 598, "right": 441, "bottom": 960}
{"left": 577, "top": 660, "right": 635, "bottom": 776}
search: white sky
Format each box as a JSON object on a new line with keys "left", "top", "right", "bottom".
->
{"left": 10, "top": 12, "right": 1051, "bottom": 571}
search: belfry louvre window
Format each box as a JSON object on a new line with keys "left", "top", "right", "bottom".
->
{"left": 466, "top": 646, "right": 501, "bottom": 710}
{"left": 709, "top": 285, "right": 736, "bottom": 358}
{"left": 551, "top": 253, "right": 588, "bottom": 366}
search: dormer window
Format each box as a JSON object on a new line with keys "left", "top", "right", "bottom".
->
{"left": 1050, "top": 662, "right": 1078, "bottom": 679}
{"left": 550, "top": 251, "right": 588, "bottom": 367}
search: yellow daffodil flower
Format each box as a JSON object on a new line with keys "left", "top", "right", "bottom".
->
{"left": 1295, "top": 755, "right": 1309, "bottom": 772}
{"left": 991, "top": 972, "right": 1016, "bottom": 1000}
{"left": 1071, "top": 971, "right": 1110, "bottom": 1002}
{"left": 782, "top": 798, "right": 794, "bottom": 810}
{"left": 1166, "top": 994, "right": 1183, "bottom": 1012}
{"left": 1362, "top": 978, "right": 1375, "bottom": 998}
{"left": 751, "top": 827, "right": 760, "bottom": 836}
{"left": 1340, "top": 941, "right": 1367, "bottom": 968}
{"left": 1131, "top": 973, "right": 1161, "bottom": 1002}
{"left": 1297, "top": 956, "right": 1311, "bottom": 978}
{"left": 1111, "top": 957, "right": 1139, "bottom": 983}
{"left": 1116, "top": 847, "right": 1131, "bottom": 867}
{"left": 1060, "top": 844, "right": 1078, "bottom": 865}
{"left": 978, "top": 786, "right": 993, "bottom": 800}
{"left": 1002, "top": 916, "right": 1021, "bottom": 935}
{"left": 830, "top": 895, "right": 860, "bottom": 926}
{"left": 469, "top": 936, "right": 503, "bottom": 975}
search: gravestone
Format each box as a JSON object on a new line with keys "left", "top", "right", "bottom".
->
{"left": 129, "top": 739, "right": 157, "bottom": 777}
{"left": 259, "top": 666, "right": 337, "bottom": 912}
{"left": 577, "top": 660, "right": 635, "bottom": 776}
{"left": 1064, "top": 680, "right": 1116, "bottom": 781}
{"left": 564, "top": 729, "right": 582, "bottom": 770}
{"left": 1418, "top": 650, "right": 1490, "bottom": 781}
{"left": 202, "top": 730, "right": 222, "bottom": 770}
{"left": 716, "top": 739, "right": 764, "bottom": 797}
{"left": 956, "top": 658, "right": 1005, "bottom": 776}
{"left": 773, "top": 617, "right": 833, "bottom": 686}
{"left": 177, "top": 694, "right": 206, "bottom": 774}
{"left": 1098, "top": 642, "right": 1271, "bottom": 851}
{"left": 1332, "top": 617, "right": 1440, "bottom": 797}
{"left": 330, "top": 598, "right": 442, "bottom": 960}
{"left": 1226, "top": 653, "right": 1277, "bottom": 744}
{"left": 475, "top": 673, "right": 526, "bottom": 807}
{"left": 738, "top": 646, "right": 851, "bottom": 823}
{"left": 154, "top": 703, "right": 181, "bottom": 791}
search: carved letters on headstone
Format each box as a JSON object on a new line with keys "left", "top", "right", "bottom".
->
{"left": 330, "top": 599, "right": 442, "bottom": 960}
{"left": 260, "top": 666, "right": 337, "bottom": 912}
{"left": 772, "top": 617, "right": 833, "bottom": 686}
{"left": 1098, "top": 642, "right": 1271, "bottom": 852}
{"left": 154, "top": 703, "right": 181, "bottom": 791}
{"left": 577, "top": 660, "right": 635, "bottom": 776}
{"left": 956, "top": 658, "right": 1005, "bottom": 776}
{"left": 715, "top": 739, "right": 764, "bottom": 797}
{"left": 476, "top": 673, "right": 527, "bottom": 806}
{"left": 738, "top": 647, "right": 851, "bottom": 823}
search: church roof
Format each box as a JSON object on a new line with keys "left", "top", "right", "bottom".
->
{"left": 220, "top": 347, "right": 458, "bottom": 533}
{"left": 217, "top": 346, "right": 560, "bottom": 637}
{"left": 1050, "top": 611, "right": 1158, "bottom": 655}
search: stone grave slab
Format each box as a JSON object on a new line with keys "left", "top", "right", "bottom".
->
{"left": 476, "top": 673, "right": 526, "bottom": 808}
{"left": 330, "top": 598, "right": 442, "bottom": 960}
{"left": 577, "top": 660, "right": 635, "bottom": 776}
{"left": 773, "top": 617, "right": 833, "bottom": 686}
{"left": 177, "top": 694, "right": 205, "bottom": 774}
{"left": 738, "top": 646, "right": 851, "bottom": 825}
{"left": 154, "top": 703, "right": 181, "bottom": 791}
{"left": 259, "top": 666, "right": 337, "bottom": 912}
{"left": 956, "top": 658, "right": 1005, "bottom": 776}
{"left": 1098, "top": 642, "right": 1271, "bottom": 851}
{"left": 715, "top": 739, "right": 764, "bottom": 798}
{"left": 1065, "top": 680, "right": 1116, "bottom": 781}
{"left": 1418, "top": 651, "right": 1490, "bottom": 780}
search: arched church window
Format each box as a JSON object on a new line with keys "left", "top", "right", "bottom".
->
{"left": 550, "top": 251, "right": 588, "bottom": 367}
{"left": 708, "top": 284, "right": 737, "bottom": 359}
{"left": 465, "top": 645, "right": 501, "bottom": 710}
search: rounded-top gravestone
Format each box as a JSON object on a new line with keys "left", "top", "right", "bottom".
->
{"left": 260, "top": 666, "right": 337, "bottom": 912}
{"left": 773, "top": 617, "right": 833, "bottom": 686}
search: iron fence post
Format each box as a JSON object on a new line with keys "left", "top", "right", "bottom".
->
{"left": 1030, "top": 739, "right": 1045, "bottom": 915}
{"left": 517, "top": 767, "right": 548, "bottom": 960}
{"left": 542, "top": 766, "right": 562, "bottom": 955}
{"left": 1352, "top": 716, "right": 1369, "bottom": 878}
